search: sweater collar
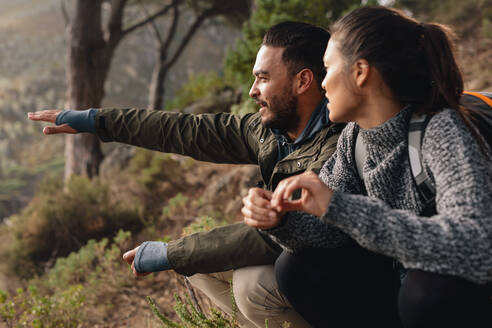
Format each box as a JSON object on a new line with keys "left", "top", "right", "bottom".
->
{"left": 358, "top": 104, "right": 412, "bottom": 153}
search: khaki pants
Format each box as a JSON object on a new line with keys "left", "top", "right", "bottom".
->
{"left": 187, "top": 265, "right": 310, "bottom": 328}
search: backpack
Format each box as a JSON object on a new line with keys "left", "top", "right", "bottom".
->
{"left": 355, "top": 91, "right": 492, "bottom": 214}
{"left": 408, "top": 91, "right": 492, "bottom": 213}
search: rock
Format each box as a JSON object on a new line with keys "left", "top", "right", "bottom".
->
{"left": 200, "top": 165, "right": 260, "bottom": 219}
{"left": 182, "top": 87, "right": 241, "bottom": 115}
{"left": 100, "top": 144, "right": 135, "bottom": 178}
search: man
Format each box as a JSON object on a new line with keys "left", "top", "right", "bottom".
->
{"left": 29, "top": 22, "right": 343, "bottom": 327}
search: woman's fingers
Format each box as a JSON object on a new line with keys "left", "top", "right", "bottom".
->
{"left": 271, "top": 171, "right": 331, "bottom": 216}
{"left": 274, "top": 199, "right": 304, "bottom": 213}
{"left": 273, "top": 172, "right": 318, "bottom": 202}
{"left": 271, "top": 175, "right": 305, "bottom": 211}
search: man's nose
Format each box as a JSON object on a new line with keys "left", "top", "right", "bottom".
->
{"left": 249, "top": 82, "right": 259, "bottom": 99}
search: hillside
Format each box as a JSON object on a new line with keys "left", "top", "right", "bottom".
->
{"left": 0, "top": 0, "right": 241, "bottom": 220}
{"left": 0, "top": 0, "right": 491, "bottom": 326}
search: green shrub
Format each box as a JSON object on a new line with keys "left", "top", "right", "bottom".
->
{"left": 223, "top": 0, "right": 363, "bottom": 116}
{"left": 181, "top": 216, "right": 228, "bottom": 236}
{"left": 6, "top": 176, "right": 141, "bottom": 278}
{"left": 161, "top": 193, "right": 190, "bottom": 219}
{"left": 42, "top": 230, "right": 131, "bottom": 293}
{"left": 128, "top": 149, "right": 191, "bottom": 191}
{"left": 0, "top": 230, "right": 132, "bottom": 327}
{"left": 224, "top": 0, "right": 360, "bottom": 99}
{"left": 147, "top": 283, "right": 292, "bottom": 328}
{"left": 0, "top": 284, "right": 85, "bottom": 328}
{"left": 165, "top": 71, "right": 227, "bottom": 110}
{"left": 147, "top": 293, "right": 239, "bottom": 328}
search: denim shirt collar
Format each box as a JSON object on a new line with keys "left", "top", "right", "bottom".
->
{"left": 273, "top": 99, "right": 330, "bottom": 161}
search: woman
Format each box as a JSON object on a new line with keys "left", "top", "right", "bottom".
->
{"left": 242, "top": 6, "right": 492, "bottom": 328}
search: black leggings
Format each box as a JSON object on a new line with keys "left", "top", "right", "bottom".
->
{"left": 275, "top": 244, "right": 402, "bottom": 327}
{"left": 275, "top": 246, "right": 492, "bottom": 328}
{"left": 399, "top": 270, "right": 492, "bottom": 328}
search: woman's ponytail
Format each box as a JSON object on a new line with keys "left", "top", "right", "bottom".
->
{"left": 419, "top": 23, "right": 463, "bottom": 113}
{"left": 421, "top": 23, "right": 486, "bottom": 151}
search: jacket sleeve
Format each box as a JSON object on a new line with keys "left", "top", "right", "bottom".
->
{"left": 95, "top": 108, "right": 259, "bottom": 164}
{"left": 166, "top": 222, "right": 282, "bottom": 276}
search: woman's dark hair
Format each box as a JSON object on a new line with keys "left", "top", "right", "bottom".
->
{"left": 331, "top": 6, "right": 463, "bottom": 114}
{"left": 263, "top": 21, "right": 330, "bottom": 90}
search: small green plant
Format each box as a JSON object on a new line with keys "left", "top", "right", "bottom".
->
{"left": 165, "top": 72, "right": 227, "bottom": 110}
{"left": 128, "top": 149, "right": 189, "bottom": 192}
{"left": 224, "top": 0, "right": 360, "bottom": 100}
{"left": 147, "top": 293, "right": 239, "bottom": 328}
{"left": 0, "top": 284, "right": 85, "bottom": 328}
{"left": 181, "top": 216, "right": 227, "bottom": 236}
{"left": 147, "top": 278, "right": 292, "bottom": 328}
{"left": 0, "top": 230, "right": 132, "bottom": 327}
{"left": 6, "top": 176, "right": 141, "bottom": 278}
{"left": 43, "top": 229, "right": 131, "bottom": 292}
{"left": 161, "top": 193, "right": 190, "bottom": 219}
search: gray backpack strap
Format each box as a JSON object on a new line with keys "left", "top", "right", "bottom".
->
{"left": 408, "top": 113, "right": 436, "bottom": 206}
{"left": 354, "top": 129, "right": 366, "bottom": 179}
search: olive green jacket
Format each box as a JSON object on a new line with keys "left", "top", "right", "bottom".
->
{"left": 95, "top": 108, "right": 343, "bottom": 276}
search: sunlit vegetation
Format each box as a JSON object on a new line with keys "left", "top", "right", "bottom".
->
{"left": 0, "top": 0, "right": 489, "bottom": 326}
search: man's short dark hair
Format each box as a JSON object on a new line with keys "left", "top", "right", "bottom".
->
{"left": 263, "top": 21, "right": 330, "bottom": 89}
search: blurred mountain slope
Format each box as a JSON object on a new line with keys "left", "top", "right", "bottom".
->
{"left": 0, "top": 1, "right": 241, "bottom": 219}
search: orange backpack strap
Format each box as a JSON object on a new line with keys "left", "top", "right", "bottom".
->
{"left": 463, "top": 91, "right": 492, "bottom": 108}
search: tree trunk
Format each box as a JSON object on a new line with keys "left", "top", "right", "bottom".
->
{"left": 64, "top": 0, "right": 114, "bottom": 180}
{"left": 147, "top": 9, "right": 212, "bottom": 111}
{"left": 148, "top": 53, "right": 170, "bottom": 110}
{"left": 63, "top": 0, "right": 176, "bottom": 180}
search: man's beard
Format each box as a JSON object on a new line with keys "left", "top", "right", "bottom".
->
{"left": 260, "top": 88, "right": 300, "bottom": 132}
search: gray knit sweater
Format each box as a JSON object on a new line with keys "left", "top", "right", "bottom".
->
{"left": 267, "top": 106, "right": 492, "bottom": 284}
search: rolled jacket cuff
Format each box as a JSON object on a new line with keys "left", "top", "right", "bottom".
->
{"left": 134, "top": 241, "right": 171, "bottom": 273}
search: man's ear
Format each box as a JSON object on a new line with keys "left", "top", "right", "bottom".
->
{"left": 353, "top": 58, "right": 370, "bottom": 88}
{"left": 295, "top": 69, "right": 314, "bottom": 95}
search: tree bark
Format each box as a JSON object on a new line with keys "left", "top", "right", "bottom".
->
{"left": 148, "top": 59, "right": 171, "bottom": 110}
{"left": 146, "top": 0, "right": 252, "bottom": 110}
{"left": 64, "top": 0, "right": 173, "bottom": 180}
{"left": 64, "top": 0, "right": 111, "bottom": 180}
{"left": 147, "top": 7, "right": 215, "bottom": 110}
{"left": 63, "top": 0, "right": 249, "bottom": 178}
{"left": 147, "top": 2, "right": 180, "bottom": 110}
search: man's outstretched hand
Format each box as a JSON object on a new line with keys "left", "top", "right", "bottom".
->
{"left": 28, "top": 110, "right": 79, "bottom": 135}
{"left": 122, "top": 247, "right": 151, "bottom": 277}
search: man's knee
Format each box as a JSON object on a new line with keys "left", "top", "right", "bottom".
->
{"left": 232, "top": 265, "right": 287, "bottom": 318}
{"left": 187, "top": 271, "right": 234, "bottom": 307}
